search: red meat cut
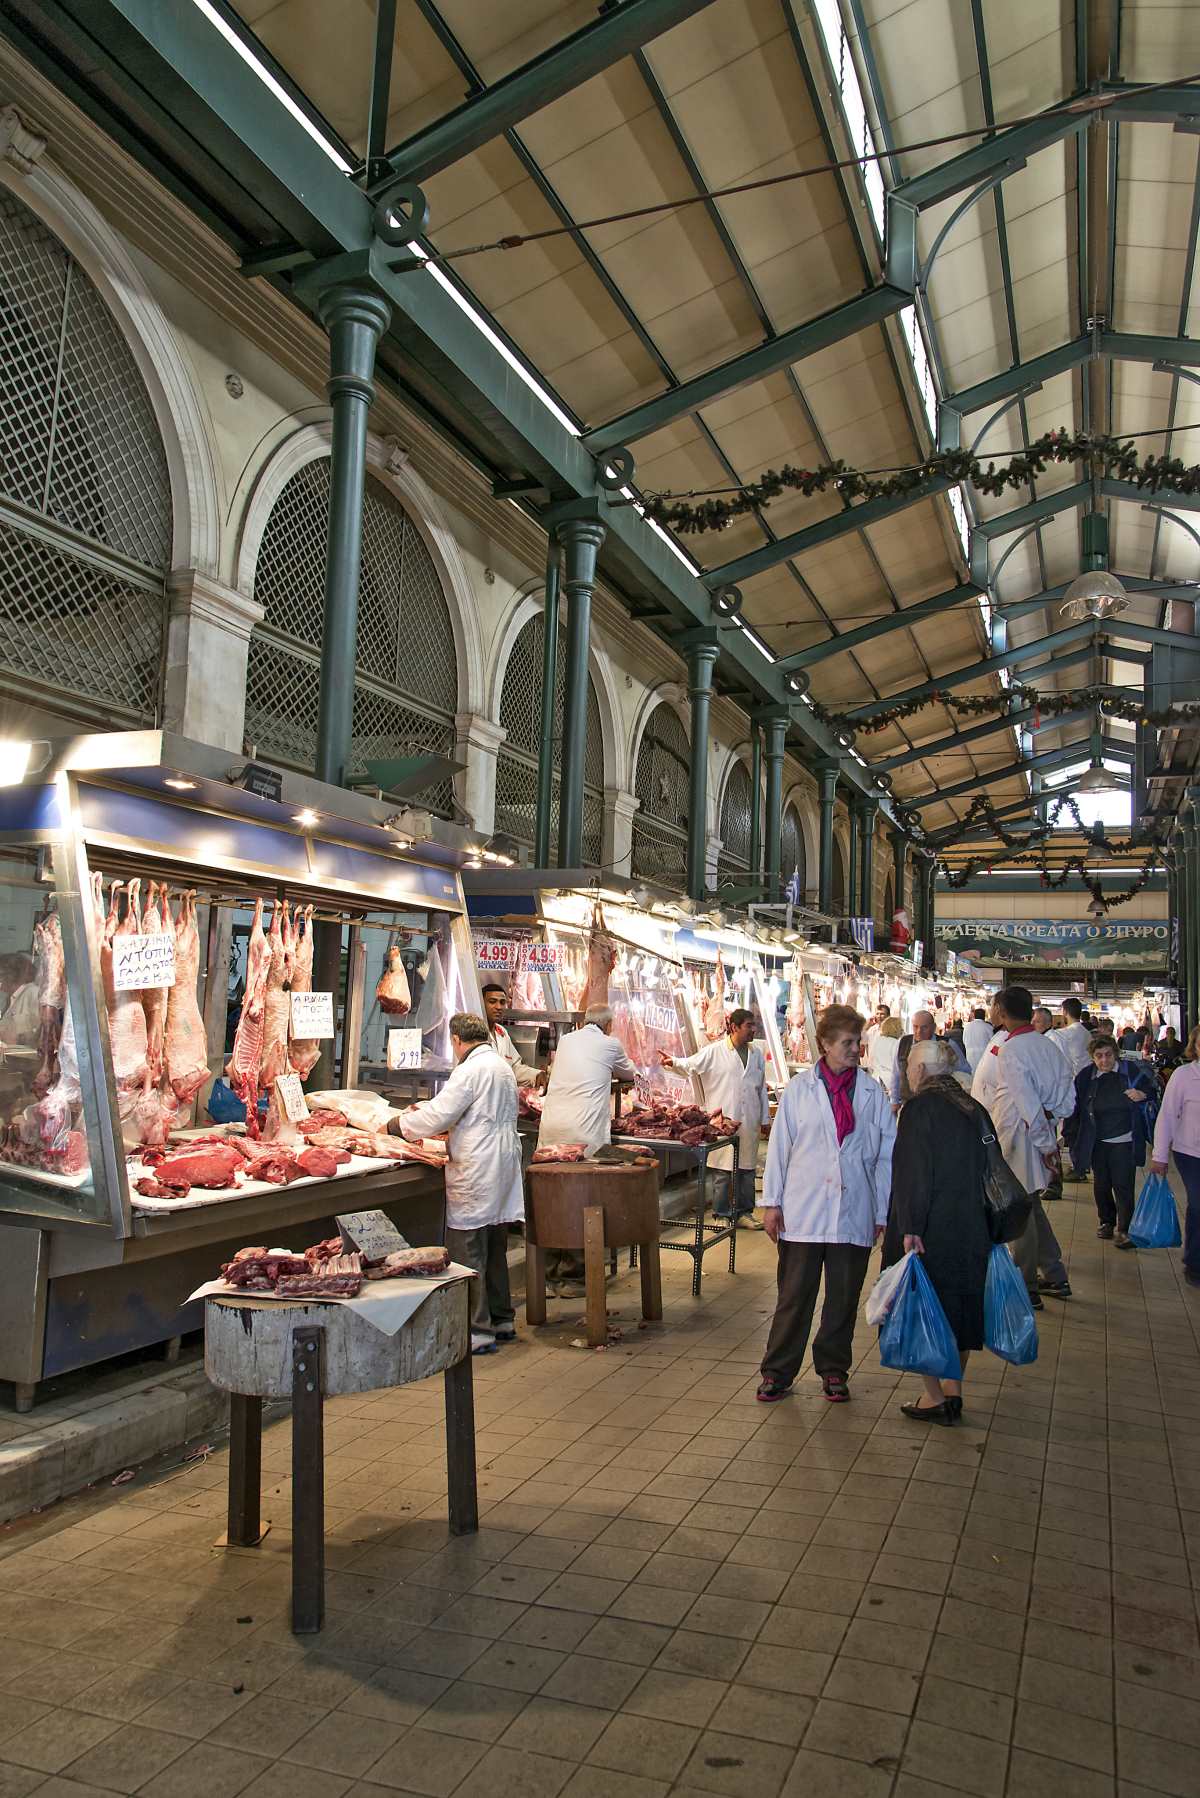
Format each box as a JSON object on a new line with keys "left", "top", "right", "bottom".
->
{"left": 296, "top": 1145, "right": 349, "bottom": 1178}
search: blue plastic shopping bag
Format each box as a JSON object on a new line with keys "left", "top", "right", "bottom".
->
{"left": 878, "top": 1255, "right": 961, "bottom": 1381}
{"left": 1128, "top": 1172, "right": 1182, "bottom": 1248}
{"left": 984, "top": 1244, "right": 1038, "bottom": 1366}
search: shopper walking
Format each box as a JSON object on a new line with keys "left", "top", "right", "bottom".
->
{"left": 882, "top": 1039, "right": 991, "bottom": 1426}
{"left": 868, "top": 1014, "right": 902, "bottom": 1093}
{"left": 1063, "top": 1035, "right": 1158, "bottom": 1247}
{"left": 757, "top": 1005, "right": 896, "bottom": 1404}
{"left": 963, "top": 1007, "right": 994, "bottom": 1073}
{"left": 991, "top": 986, "right": 1076, "bottom": 1307}
{"left": 1149, "top": 1026, "right": 1200, "bottom": 1287}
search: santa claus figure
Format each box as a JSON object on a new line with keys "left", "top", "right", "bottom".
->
{"left": 890, "top": 907, "right": 912, "bottom": 954}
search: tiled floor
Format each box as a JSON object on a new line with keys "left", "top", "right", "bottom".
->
{"left": 2, "top": 1177, "right": 1199, "bottom": 1798}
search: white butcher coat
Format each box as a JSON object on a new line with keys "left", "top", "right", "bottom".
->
{"left": 537, "top": 1023, "right": 638, "bottom": 1157}
{"left": 963, "top": 1017, "right": 994, "bottom": 1072}
{"left": 1049, "top": 1020, "right": 1094, "bottom": 1078}
{"left": 971, "top": 1028, "right": 1008, "bottom": 1113}
{"left": 669, "top": 1036, "right": 769, "bottom": 1174}
{"left": 992, "top": 1027, "right": 1076, "bottom": 1192}
{"left": 490, "top": 1022, "right": 539, "bottom": 1088}
{"left": 763, "top": 1065, "right": 896, "bottom": 1246}
{"left": 398, "top": 1043, "right": 524, "bottom": 1230}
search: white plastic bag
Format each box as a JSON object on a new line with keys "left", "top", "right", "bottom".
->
{"left": 865, "top": 1249, "right": 913, "bottom": 1327}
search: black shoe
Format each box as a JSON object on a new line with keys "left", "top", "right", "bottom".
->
{"left": 1096, "top": 1225, "right": 1114, "bottom": 1240}
{"left": 822, "top": 1373, "right": 850, "bottom": 1403}
{"left": 1029, "top": 1292, "right": 1044, "bottom": 1311}
{"left": 900, "top": 1400, "right": 954, "bottom": 1426}
{"left": 944, "top": 1396, "right": 963, "bottom": 1422}
{"left": 756, "top": 1376, "right": 790, "bottom": 1403}
{"left": 1037, "top": 1278, "right": 1072, "bottom": 1298}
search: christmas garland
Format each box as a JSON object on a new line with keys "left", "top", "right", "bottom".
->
{"left": 811, "top": 683, "right": 1200, "bottom": 738}
{"left": 929, "top": 793, "right": 1167, "bottom": 907}
{"left": 642, "top": 430, "right": 1200, "bottom": 535}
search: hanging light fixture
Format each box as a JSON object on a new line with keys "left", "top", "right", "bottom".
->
{"left": 1074, "top": 762, "right": 1123, "bottom": 794}
{"left": 1058, "top": 510, "right": 1130, "bottom": 621}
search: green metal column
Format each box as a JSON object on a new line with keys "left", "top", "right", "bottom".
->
{"left": 816, "top": 762, "right": 839, "bottom": 915}
{"left": 684, "top": 633, "right": 720, "bottom": 900}
{"left": 1169, "top": 847, "right": 1185, "bottom": 1031}
{"left": 534, "top": 531, "right": 560, "bottom": 867}
{"left": 761, "top": 710, "right": 787, "bottom": 900}
{"left": 749, "top": 723, "right": 762, "bottom": 882}
{"left": 888, "top": 828, "right": 908, "bottom": 934}
{"left": 555, "top": 515, "right": 606, "bottom": 868}
{"left": 858, "top": 800, "right": 878, "bottom": 924}
{"left": 847, "top": 805, "right": 860, "bottom": 916}
{"left": 311, "top": 285, "right": 392, "bottom": 787}
{"left": 920, "top": 856, "right": 937, "bottom": 974}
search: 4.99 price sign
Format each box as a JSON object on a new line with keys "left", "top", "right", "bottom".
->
{"left": 475, "top": 939, "right": 520, "bottom": 972}
{"left": 520, "top": 942, "right": 564, "bottom": 972}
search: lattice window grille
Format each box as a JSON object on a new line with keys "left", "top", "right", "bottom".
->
{"left": 719, "top": 761, "right": 753, "bottom": 872}
{"left": 631, "top": 703, "right": 689, "bottom": 883}
{"left": 495, "top": 612, "right": 604, "bottom": 865}
{"left": 0, "top": 189, "right": 171, "bottom": 721}
{"left": 249, "top": 461, "right": 459, "bottom": 815}
{"left": 631, "top": 817, "right": 688, "bottom": 886}
{"left": 781, "top": 805, "right": 805, "bottom": 893}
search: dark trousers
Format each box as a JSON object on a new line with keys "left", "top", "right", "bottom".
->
{"left": 1012, "top": 1195, "right": 1068, "bottom": 1294}
{"left": 760, "top": 1241, "right": 871, "bottom": 1385}
{"left": 1174, "top": 1151, "right": 1200, "bottom": 1274}
{"left": 714, "top": 1167, "right": 757, "bottom": 1219}
{"left": 1093, "top": 1139, "right": 1136, "bottom": 1232}
{"left": 446, "top": 1224, "right": 514, "bottom": 1341}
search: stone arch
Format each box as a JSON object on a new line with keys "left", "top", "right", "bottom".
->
{"left": 782, "top": 780, "right": 819, "bottom": 899}
{"left": 488, "top": 588, "right": 621, "bottom": 795}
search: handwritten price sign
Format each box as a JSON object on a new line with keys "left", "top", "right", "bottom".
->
{"left": 520, "top": 942, "right": 564, "bottom": 972}
{"left": 274, "top": 1072, "right": 309, "bottom": 1122}
{"left": 387, "top": 1028, "right": 423, "bottom": 1071}
{"left": 475, "top": 939, "right": 519, "bottom": 971}
{"left": 634, "top": 1074, "right": 657, "bottom": 1109}
{"left": 291, "top": 990, "right": 334, "bottom": 1037}
{"left": 111, "top": 931, "right": 176, "bottom": 993}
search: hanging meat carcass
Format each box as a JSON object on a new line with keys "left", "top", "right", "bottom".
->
{"left": 226, "top": 896, "right": 272, "bottom": 1136}
{"left": 584, "top": 926, "right": 616, "bottom": 1011}
{"left": 288, "top": 903, "right": 321, "bottom": 1078}
{"left": 259, "top": 899, "right": 294, "bottom": 1088}
{"left": 376, "top": 944, "right": 411, "bottom": 1016}
{"left": 704, "top": 950, "right": 726, "bottom": 1041}
{"left": 103, "top": 880, "right": 150, "bottom": 1092}
{"left": 32, "top": 912, "right": 65, "bottom": 1095}
{"left": 165, "top": 890, "right": 209, "bottom": 1104}
{"left": 786, "top": 966, "right": 807, "bottom": 1064}
{"left": 138, "top": 881, "right": 169, "bottom": 1087}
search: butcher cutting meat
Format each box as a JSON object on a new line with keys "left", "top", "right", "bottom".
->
{"left": 660, "top": 1006, "right": 770, "bottom": 1226}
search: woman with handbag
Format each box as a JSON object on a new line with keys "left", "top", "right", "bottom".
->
{"left": 881, "top": 1039, "right": 996, "bottom": 1425}
{"left": 1063, "top": 1035, "right": 1159, "bottom": 1247}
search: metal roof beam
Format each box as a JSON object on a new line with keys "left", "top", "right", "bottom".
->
{"left": 890, "top": 108, "right": 1084, "bottom": 210}
{"left": 973, "top": 482, "right": 1091, "bottom": 540}
{"left": 875, "top": 704, "right": 1091, "bottom": 773}
{"left": 1001, "top": 575, "right": 1200, "bottom": 619}
{"left": 906, "top": 734, "right": 1132, "bottom": 810}
{"left": 381, "top": 0, "right": 720, "bottom": 182}
{"left": 703, "top": 476, "right": 952, "bottom": 587}
{"left": 583, "top": 285, "right": 911, "bottom": 455}
{"left": 774, "top": 583, "right": 981, "bottom": 669}
{"left": 929, "top": 777, "right": 1089, "bottom": 842}
{"left": 843, "top": 622, "right": 1098, "bottom": 722}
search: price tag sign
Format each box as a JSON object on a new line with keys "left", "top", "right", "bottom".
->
{"left": 274, "top": 1071, "right": 309, "bottom": 1122}
{"left": 336, "top": 1209, "right": 410, "bottom": 1260}
{"left": 291, "top": 990, "right": 334, "bottom": 1037}
{"left": 634, "top": 1073, "right": 656, "bottom": 1109}
{"left": 521, "top": 941, "right": 564, "bottom": 972}
{"left": 475, "top": 938, "right": 519, "bottom": 971}
{"left": 387, "top": 1028, "right": 423, "bottom": 1071}
{"left": 111, "top": 931, "right": 176, "bottom": 993}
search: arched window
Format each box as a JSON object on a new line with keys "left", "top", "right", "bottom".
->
{"left": 632, "top": 703, "right": 690, "bottom": 885}
{"left": 244, "top": 462, "right": 459, "bottom": 814}
{"left": 781, "top": 803, "right": 806, "bottom": 897}
{"left": 494, "top": 612, "right": 604, "bottom": 866}
{"left": 0, "top": 189, "right": 172, "bottom": 724}
{"left": 831, "top": 836, "right": 847, "bottom": 914}
{"left": 717, "top": 760, "right": 754, "bottom": 889}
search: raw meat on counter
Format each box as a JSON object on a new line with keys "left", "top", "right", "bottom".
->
{"left": 296, "top": 1107, "right": 349, "bottom": 1135}
{"left": 531, "top": 1143, "right": 587, "bottom": 1163}
{"left": 226, "top": 896, "right": 271, "bottom": 1135}
{"left": 376, "top": 945, "right": 411, "bottom": 1016}
{"left": 213, "top": 1236, "right": 453, "bottom": 1298}
{"left": 296, "top": 1145, "right": 349, "bottom": 1178}
{"left": 365, "top": 1245, "right": 451, "bottom": 1279}
{"left": 622, "top": 1102, "right": 740, "bottom": 1145}
{"left": 137, "top": 1142, "right": 245, "bottom": 1194}
{"left": 276, "top": 1270, "right": 363, "bottom": 1298}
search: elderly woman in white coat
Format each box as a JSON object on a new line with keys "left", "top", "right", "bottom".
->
{"left": 392, "top": 1012, "right": 524, "bottom": 1355}
{"left": 758, "top": 1004, "right": 896, "bottom": 1404}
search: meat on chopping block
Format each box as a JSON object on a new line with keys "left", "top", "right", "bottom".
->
{"left": 226, "top": 896, "right": 272, "bottom": 1136}
{"left": 365, "top": 1245, "right": 451, "bottom": 1279}
{"left": 375, "top": 944, "right": 411, "bottom": 1016}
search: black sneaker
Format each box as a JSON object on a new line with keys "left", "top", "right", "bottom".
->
{"left": 1037, "top": 1278, "right": 1072, "bottom": 1299}
{"left": 1096, "top": 1225, "right": 1114, "bottom": 1240}
{"left": 756, "top": 1376, "right": 790, "bottom": 1403}
{"left": 1029, "top": 1292, "right": 1045, "bottom": 1311}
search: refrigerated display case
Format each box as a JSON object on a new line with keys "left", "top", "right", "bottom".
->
{"left": 0, "top": 731, "right": 482, "bottom": 1407}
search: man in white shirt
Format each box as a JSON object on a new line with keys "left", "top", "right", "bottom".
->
{"left": 660, "top": 1008, "right": 770, "bottom": 1226}
{"left": 538, "top": 1007, "right": 639, "bottom": 1295}
{"left": 992, "top": 986, "right": 1076, "bottom": 1307}
{"left": 481, "top": 984, "right": 541, "bottom": 1088}
{"left": 1049, "top": 996, "right": 1094, "bottom": 1078}
{"left": 962, "top": 1007, "right": 994, "bottom": 1074}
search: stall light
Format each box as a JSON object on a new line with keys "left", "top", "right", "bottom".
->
{"left": 392, "top": 834, "right": 413, "bottom": 850}
{"left": 293, "top": 808, "right": 319, "bottom": 829}
{"left": 163, "top": 777, "right": 198, "bottom": 792}
{"left": 0, "top": 740, "right": 33, "bottom": 784}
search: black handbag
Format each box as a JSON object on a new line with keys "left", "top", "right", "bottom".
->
{"left": 939, "top": 1082, "right": 1034, "bottom": 1244}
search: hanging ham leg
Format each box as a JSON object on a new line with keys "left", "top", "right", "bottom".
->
{"left": 139, "top": 880, "right": 169, "bottom": 1087}
{"left": 375, "top": 944, "right": 411, "bottom": 1016}
{"left": 164, "top": 889, "right": 208, "bottom": 1105}
{"left": 226, "top": 896, "right": 271, "bottom": 1137}
{"left": 585, "top": 927, "right": 616, "bottom": 1011}
{"left": 105, "top": 880, "right": 150, "bottom": 1091}
{"left": 260, "top": 899, "right": 294, "bottom": 1091}
{"left": 288, "top": 903, "right": 321, "bottom": 1078}
{"left": 704, "top": 950, "right": 726, "bottom": 1041}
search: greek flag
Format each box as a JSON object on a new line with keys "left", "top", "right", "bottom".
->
{"left": 849, "top": 917, "right": 874, "bottom": 952}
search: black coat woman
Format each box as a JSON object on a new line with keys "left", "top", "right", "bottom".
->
{"left": 1062, "top": 1035, "right": 1158, "bottom": 1247}
{"left": 882, "top": 1038, "right": 992, "bottom": 1426}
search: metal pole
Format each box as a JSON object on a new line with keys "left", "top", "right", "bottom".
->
{"left": 313, "top": 286, "right": 392, "bottom": 787}
{"left": 859, "top": 801, "right": 877, "bottom": 925}
{"left": 749, "top": 723, "right": 761, "bottom": 880}
{"left": 888, "top": 828, "right": 908, "bottom": 936}
{"left": 556, "top": 516, "right": 606, "bottom": 868}
{"left": 761, "top": 712, "right": 787, "bottom": 901}
{"left": 817, "top": 763, "right": 838, "bottom": 914}
{"left": 922, "top": 857, "right": 937, "bottom": 973}
{"left": 685, "top": 635, "right": 719, "bottom": 900}
{"left": 534, "top": 531, "right": 560, "bottom": 867}
{"left": 847, "top": 805, "right": 860, "bottom": 916}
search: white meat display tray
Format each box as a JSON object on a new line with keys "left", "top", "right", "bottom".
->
{"left": 127, "top": 1149, "right": 433, "bottom": 1213}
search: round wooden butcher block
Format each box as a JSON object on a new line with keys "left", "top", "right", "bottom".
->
{"left": 204, "top": 1278, "right": 468, "bottom": 1399}
{"left": 526, "top": 1160, "right": 660, "bottom": 1251}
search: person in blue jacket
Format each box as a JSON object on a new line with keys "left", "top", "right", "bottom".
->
{"left": 1063, "top": 1034, "right": 1159, "bottom": 1248}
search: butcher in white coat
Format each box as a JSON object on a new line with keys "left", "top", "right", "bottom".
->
{"left": 482, "top": 983, "right": 541, "bottom": 1087}
{"left": 756, "top": 1003, "right": 896, "bottom": 1406}
{"left": 659, "top": 1007, "right": 770, "bottom": 1225}
{"left": 990, "top": 985, "right": 1075, "bottom": 1306}
{"left": 537, "top": 1006, "right": 639, "bottom": 1294}
{"left": 392, "top": 1012, "right": 524, "bottom": 1354}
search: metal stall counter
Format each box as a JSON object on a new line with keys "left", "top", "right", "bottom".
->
{"left": 0, "top": 731, "right": 483, "bottom": 1409}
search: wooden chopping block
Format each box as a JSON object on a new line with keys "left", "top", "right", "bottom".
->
{"left": 525, "top": 1162, "right": 662, "bottom": 1347}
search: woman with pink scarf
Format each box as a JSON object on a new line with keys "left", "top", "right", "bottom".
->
{"left": 757, "top": 1005, "right": 896, "bottom": 1404}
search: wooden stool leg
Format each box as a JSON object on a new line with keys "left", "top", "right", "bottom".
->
{"left": 525, "top": 1243, "right": 547, "bottom": 1325}
{"left": 583, "top": 1205, "right": 607, "bottom": 1347}
{"left": 226, "top": 1394, "right": 262, "bottom": 1547}
{"left": 444, "top": 1351, "right": 479, "bottom": 1536}
{"left": 291, "top": 1326, "right": 324, "bottom": 1635}
{"left": 639, "top": 1238, "right": 663, "bottom": 1322}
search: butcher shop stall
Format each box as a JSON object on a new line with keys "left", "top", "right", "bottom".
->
{"left": 0, "top": 731, "right": 482, "bottom": 1409}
